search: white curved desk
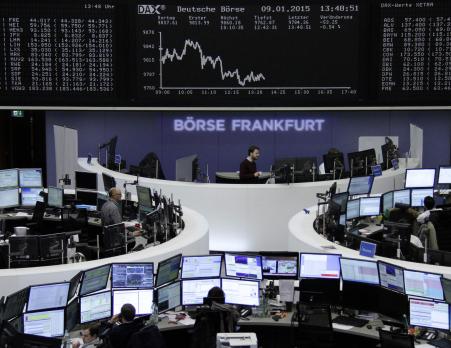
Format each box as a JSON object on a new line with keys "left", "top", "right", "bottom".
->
{"left": 78, "top": 158, "right": 420, "bottom": 251}
{"left": 0, "top": 207, "right": 209, "bottom": 298}
{"left": 288, "top": 206, "right": 451, "bottom": 276}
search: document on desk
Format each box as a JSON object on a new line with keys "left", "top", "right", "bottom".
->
{"left": 415, "top": 344, "right": 435, "bottom": 348}
{"left": 332, "top": 323, "right": 354, "bottom": 331}
{"left": 14, "top": 212, "right": 29, "bottom": 217}
{"left": 278, "top": 280, "right": 295, "bottom": 302}
{"left": 178, "top": 317, "right": 195, "bottom": 326}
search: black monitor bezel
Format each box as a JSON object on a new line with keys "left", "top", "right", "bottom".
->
{"left": 260, "top": 251, "right": 299, "bottom": 279}
{"left": 111, "top": 262, "right": 154, "bottom": 289}
{"left": 180, "top": 254, "right": 223, "bottom": 280}
{"left": 224, "top": 252, "right": 263, "bottom": 281}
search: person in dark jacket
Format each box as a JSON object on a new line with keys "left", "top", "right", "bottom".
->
{"left": 239, "top": 145, "right": 261, "bottom": 183}
{"left": 105, "top": 304, "right": 143, "bottom": 348}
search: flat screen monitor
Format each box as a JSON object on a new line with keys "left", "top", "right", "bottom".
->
{"left": 76, "top": 190, "right": 98, "bottom": 207}
{"left": 438, "top": 166, "right": 451, "bottom": 185}
{"left": 378, "top": 261, "right": 405, "bottom": 293}
{"left": 330, "top": 192, "right": 348, "bottom": 214}
{"left": 347, "top": 176, "right": 374, "bottom": 196}
{"left": 23, "top": 308, "right": 65, "bottom": 338}
{"left": 0, "top": 169, "right": 18, "bottom": 188}
{"left": 79, "top": 264, "right": 111, "bottom": 296}
{"left": 155, "top": 254, "right": 182, "bottom": 287}
{"left": 80, "top": 291, "right": 112, "bottom": 324}
{"left": 96, "top": 193, "right": 108, "bottom": 211}
{"left": 0, "top": 188, "right": 20, "bottom": 209}
{"left": 441, "top": 278, "right": 451, "bottom": 304}
{"left": 339, "top": 214, "right": 346, "bottom": 226}
{"left": 340, "top": 258, "right": 380, "bottom": 285}
{"left": 393, "top": 189, "right": 411, "bottom": 206}
{"left": 47, "top": 187, "right": 63, "bottom": 208}
{"left": 405, "top": 169, "right": 436, "bottom": 189}
{"left": 224, "top": 253, "right": 262, "bottom": 280}
{"left": 359, "top": 197, "right": 381, "bottom": 217}
{"left": 299, "top": 253, "right": 341, "bottom": 279}
{"left": 346, "top": 199, "right": 360, "bottom": 220}
{"left": 102, "top": 173, "right": 116, "bottom": 192}
{"left": 181, "top": 255, "right": 222, "bottom": 279}
{"left": 261, "top": 252, "right": 298, "bottom": 279}
{"left": 111, "top": 263, "right": 154, "bottom": 289}
{"left": 181, "top": 278, "right": 221, "bottom": 306}
{"left": 112, "top": 289, "right": 153, "bottom": 316}
{"left": 136, "top": 186, "right": 152, "bottom": 208}
{"left": 75, "top": 171, "right": 97, "bottom": 191}
{"left": 377, "top": 287, "right": 408, "bottom": 322}
{"left": 342, "top": 281, "right": 380, "bottom": 312}
{"left": 411, "top": 188, "right": 434, "bottom": 208}
{"left": 19, "top": 169, "right": 42, "bottom": 188}
{"left": 27, "top": 283, "right": 70, "bottom": 312}
{"left": 409, "top": 298, "right": 449, "bottom": 331}
{"left": 222, "top": 278, "right": 260, "bottom": 307}
{"left": 382, "top": 191, "right": 394, "bottom": 213}
{"left": 403, "top": 269, "right": 444, "bottom": 300}
{"left": 66, "top": 299, "right": 79, "bottom": 333}
{"left": 4, "top": 288, "right": 28, "bottom": 321}
{"left": 156, "top": 281, "right": 181, "bottom": 313}
{"left": 20, "top": 188, "right": 44, "bottom": 207}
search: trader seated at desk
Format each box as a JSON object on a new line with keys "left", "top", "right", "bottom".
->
{"left": 72, "top": 325, "right": 101, "bottom": 348}
{"left": 239, "top": 145, "right": 262, "bottom": 184}
{"left": 101, "top": 188, "right": 141, "bottom": 237}
{"left": 102, "top": 304, "right": 143, "bottom": 348}
{"left": 416, "top": 196, "right": 439, "bottom": 250}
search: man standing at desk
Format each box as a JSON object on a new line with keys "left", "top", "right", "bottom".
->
{"left": 239, "top": 145, "right": 262, "bottom": 184}
{"left": 101, "top": 187, "right": 123, "bottom": 226}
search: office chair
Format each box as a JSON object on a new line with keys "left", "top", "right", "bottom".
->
{"left": 39, "top": 233, "right": 65, "bottom": 265}
{"left": 296, "top": 303, "right": 335, "bottom": 348}
{"left": 379, "top": 330, "right": 414, "bottom": 348}
{"left": 8, "top": 235, "right": 40, "bottom": 268}
{"left": 26, "top": 201, "right": 46, "bottom": 234}
{"left": 127, "top": 325, "right": 166, "bottom": 348}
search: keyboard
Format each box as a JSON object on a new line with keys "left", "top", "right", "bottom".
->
{"left": 349, "top": 223, "right": 369, "bottom": 232}
{"left": 430, "top": 339, "right": 451, "bottom": 348}
{"left": 332, "top": 316, "right": 368, "bottom": 327}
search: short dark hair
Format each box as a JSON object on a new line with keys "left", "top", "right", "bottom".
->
{"left": 120, "top": 303, "right": 136, "bottom": 322}
{"left": 424, "top": 196, "right": 435, "bottom": 210}
{"left": 248, "top": 145, "right": 260, "bottom": 156}
{"left": 207, "top": 286, "right": 225, "bottom": 304}
{"left": 88, "top": 324, "right": 99, "bottom": 337}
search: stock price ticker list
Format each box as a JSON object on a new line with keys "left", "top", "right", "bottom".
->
{"left": 136, "top": 1, "right": 363, "bottom": 106}
{"left": 0, "top": 1, "right": 117, "bottom": 105}
{"left": 380, "top": 0, "right": 451, "bottom": 102}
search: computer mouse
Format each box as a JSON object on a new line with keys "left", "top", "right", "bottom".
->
{"left": 272, "top": 315, "right": 280, "bottom": 321}
{"left": 366, "top": 324, "right": 372, "bottom": 330}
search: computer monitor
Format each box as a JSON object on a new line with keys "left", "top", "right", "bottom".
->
{"left": 438, "top": 166, "right": 451, "bottom": 185}
{"left": 20, "top": 188, "right": 44, "bottom": 207}
{"left": 65, "top": 299, "right": 79, "bottom": 332}
{"left": 75, "top": 171, "right": 97, "bottom": 191}
{"left": 102, "top": 173, "right": 116, "bottom": 192}
{"left": 156, "top": 281, "right": 181, "bottom": 313}
{"left": 27, "top": 283, "right": 70, "bottom": 312}
{"left": 79, "top": 291, "right": 112, "bottom": 324}
{"left": 68, "top": 271, "right": 83, "bottom": 300}
{"left": 299, "top": 253, "right": 341, "bottom": 279}
{"left": 3, "top": 288, "right": 28, "bottom": 321}
{"left": 347, "top": 175, "right": 374, "bottom": 196}
{"left": 111, "top": 263, "right": 154, "bottom": 289}
{"left": 393, "top": 189, "right": 411, "bottom": 206}
{"left": 378, "top": 261, "right": 405, "bottom": 293}
{"left": 409, "top": 298, "right": 449, "bottom": 331}
{"left": 440, "top": 278, "right": 451, "bottom": 304}
{"left": 181, "top": 255, "right": 222, "bottom": 279}
{"left": 382, "top": 191, "right": 394, "bottom": 213}
{"left": 342, "top": 281, "right": 380, "bottom": 312}
{"left": 224, "top": 253, "right": 263, "bottom": 280}
{"left": 75, "top": 190, "right": 97, "bottom": 207}
{"left": 0, "top": 169, "right": 18, "bottom": 188}
{"left": 377, "top": 287, "right": 408, "bottom": 322}
{"left": 405, "top": 168, "right": 436, "bottom": 189}
{"left": 79, "top": 264, "right": 111, "bottom": 296}
{"left": 260, "top": 252, "right": 298, "bottom": 279}
{"left": 323, "top": 152, "right": 345, "bottom": 174}
{"left": 330, "top": 192, "right": 348, "bottom": 214}
{"left": 96, "top": 193, "right": 108, "bottom": 211}
{"left": 136, "top": 186, "right": 152, "bottom": 209}
{"left": 403, "top": 269, "right": 444, "bottom": 300}
{"left": 0, "top": 188, "right": 20, "bottom": 209}
{"left": 112, "top": 289, "right": 153, "bottom": 316}
{"left": 23, "top": 308, "right": 65, "bottom": 337}
{"left": 340, "top": 258, "right": 380, "bottom": 285}
{"left": 47, "top": 187, "right": 63, "bottom": 208}
{"left": 221, "top": 278, "right": 260, "bottom": 307}
{"left": 181, "top": 278, "right": 221, "bottom": 306}
{"left": 339, "top": 214, "right": 346, "bottom": 226}
{"left": 346, "top": 199, "right": 360, "bottom": 220}
{"left": 155, "top": 254, "right": 182, "bottom": 287}
{"left": 410, "top": 188, "right": 434, "bottom": 208}
{"left": 359, "top": 197, "right": 381, "bottom": 217}
{"left": 19, "top": 169, "right": 42, "bottom": 188}
{"left": 176, "top": 154, "right": 198, "bottom": 182}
